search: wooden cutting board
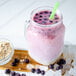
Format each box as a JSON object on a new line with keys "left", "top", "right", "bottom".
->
{"left": 0, "top": 50, "right": 42, "bottom": 72}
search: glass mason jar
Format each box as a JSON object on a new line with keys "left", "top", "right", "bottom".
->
{"left": 0, "top": 38, "right": 14, "bottom": 65}
{"left": 25, "top": 6, "right": 65, "bottom": 65}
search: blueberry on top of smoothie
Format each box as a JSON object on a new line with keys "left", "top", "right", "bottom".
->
{"left": 49, "top": 20, "right": 53, "bottom": 23}
{"left": 35, "top": 13, "right": 39, "bottom": 16}
{"left": 40, "top": 12, "right": 43, "bottom": 14}
{"left": 39, "top": 15, "right": 43, "bottom": 17}
{"left": 55, "top": 17, "right": 59, "bottom": 20}
{"left": 39, "top": 19, "right": 42, "bottom": 21}
{"left": 34, "top": 17, "right": 38, "bottom": 19}
{"left": 33, "top": 10, "right": 59, "bottom": 25}
{"left": 44, "top": 18, "right": 48, "bottom": 20}
{"left": 44, "top": 11, "right": 48, "bottom": 14}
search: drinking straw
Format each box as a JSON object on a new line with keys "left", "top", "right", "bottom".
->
{"left": 49, "top": 2, "right": 60, "bottom": 19}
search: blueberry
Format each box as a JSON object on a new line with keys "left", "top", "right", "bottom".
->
{"left": 11, "top": 71, "right": 16, "bottom": 76}
{"left": 24, "top": 59, "right": 30, "bottom": 63}
{"left": 55, "top": 17, "right": 59, "bottom": 20}
{"left": 36, "top": 69, "right": 41, "bottom": 74}
{"left": 11, "top": 62, "right": 17, "bottom": 66}
{"left": 14, "top": 58, "right": 20, "bottom": 63}
{"left": 40, "top": 12, "right": 43, "bottom": 14}
{"left": 44, "top": 11, "right": 48, "bottom": 14}
{"left": 31, "top": 68, "right": 36, "bottom": 73}
{"left": 35, "top": 13, "right": 38, "bottom": 16}
{"left": 44, "top": 18, "right": 48, "bottom": 20}
{"left": 5, "top": 69, "right": 11, "bottom": 74}
{"left": 39, "top": 19, "right": 42, "bottom": 21}
{"left": 57, "top": 59, "right": 66, "bottom": 65}
{"left": 39, "top": 15, "right": 43, "bottom": 17}
{"left": 48, "top": 64, "right": 54, "bottom": 69}
{"left": 21, "top": 74, "right": 26, "bottom": 76}
{"left": 41, "top": 70, "right": 45, "bottom": 75}
{"left": 55, "top": 21, "right": 58, "bottom": 23}
{"left": 34, "top": 20, "right": 37, "bottom": 22}
{"left": 56, "top": 65, "right": 63, "bottom": 70}
{"left": 49, "top": 20, "right": 53, "bottom": 23}
{"left": 15, "top": 73, "right": 21, "bottom": 76}
{"left": 49, "top": 12, "right": 52, "bottom": 14}
{"left": 34, "top": 17, "right": 38, "bottom": 19}
{"left": 42, "top": 21, "right": 46, "bottom": 24}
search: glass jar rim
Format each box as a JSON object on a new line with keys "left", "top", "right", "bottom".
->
{"left": 30, "top": 6, "right": 63, "bottom": 27}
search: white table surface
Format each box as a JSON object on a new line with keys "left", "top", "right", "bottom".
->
{"left": 0, "top": 0, "right": 76, "bottom": 75}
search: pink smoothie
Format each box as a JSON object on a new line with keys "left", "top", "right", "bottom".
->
{"left": 26, "top": 8, "right": 65, "bottom": 65}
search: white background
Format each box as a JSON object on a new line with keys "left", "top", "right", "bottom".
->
{"left": 0, "top": 0, "right": 76, "bottom": 50}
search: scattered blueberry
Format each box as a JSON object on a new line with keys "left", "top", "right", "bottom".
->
{"left": 14, "top": 58, "right": 20, "bottom": 63}
{"left": 41, "top": 70, "right": 45, "bottom": 75}
{"left": 48, "top": 64, "right": 54, "bottom": 69}
{"left": 15, "top": 73, "right": 21, "bottom": 76}
{"left": 56, "top": 65, "right": 63, "bottom": 70}
{"left": 21, "top": 74, "right": 26, "bottom": 76}
{"left": 31, "top": 68, "right": 36, "bottom": 73}
{"left": 36, "top": 69, "right": 41, "bottom": 74}
{"left": 57, "top": 59, "right": 66, "bottom": 65}
{"left": 24, "top": 59, "right": 30, "bottom": 63}
{"left": 5, "top": 69, "right": 11, "bottom": 74}
{"left": 11, "top": 62, "right": 17, "bottom": 66}
{"left": 11, "top": 71, "right": 16, "bottom": 76}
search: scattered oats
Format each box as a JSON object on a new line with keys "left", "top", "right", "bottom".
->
{"left": 20, "top": 59, "right": 24, "bottom": 63}
{"left": 0, "top": 41, "right": 12, "bottom": 60}
{"left": 26, "top": 64, "right": 34, "bottom": 70}
{"left": 18, "top": 68, "right": 21, "bottom": 70}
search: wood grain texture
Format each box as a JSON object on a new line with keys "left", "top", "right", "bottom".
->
{"left": 0, "top": 50, "right": 42, "bottom": 72}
